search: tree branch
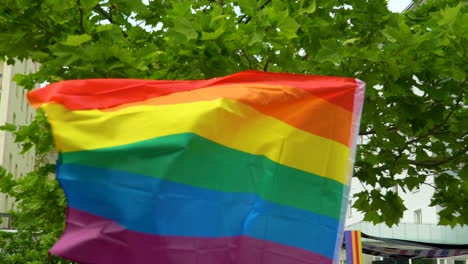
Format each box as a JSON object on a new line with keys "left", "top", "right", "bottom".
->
{"left": 76, "top": 0, "right": 85, "bottom": 34}
{"left": 240, "top": 50, "right": 262, "bottom": 70}
{"left": 263, "top": 57, "right": 270, "bottom": 71}
{"left": 408, "top": 145, "right": 468, "bottom": 168}
{"left": 94, "top": 5, "right": 128, "bottom": 37}
{"left": 238, "top": 50, "right": 253, "bottom": 69}
{"left": 405, "top": 129, "right": 449, "bottom": 146}
{"left": 94, "top": 5, "right": 115, "bottom": 24}
{"left": 136, "top": 14, "right": 160, "bottom": 26}
{"left": 359, "top": 126, "right": 398, "bottom": 136}
{"left": 237, "top": 0, "right": 272, "bottom": 23}
{"left": 422, "top": 182, "right": 437, "bottom": 189}
{"left": 359, "top": 179, "right": 369, "bottom": 192}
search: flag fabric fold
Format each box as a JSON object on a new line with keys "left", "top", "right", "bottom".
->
{"left": 28, "top": 71, "right": 365, "bottom": 264}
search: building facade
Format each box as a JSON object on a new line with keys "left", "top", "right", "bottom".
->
{"left": 341, "top": 177, "right": 468, "bottom": 264}
{"left": 0, "top": 60, "right": 38, "bottom": 228}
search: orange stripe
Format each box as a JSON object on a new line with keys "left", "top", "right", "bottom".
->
{"left": 103, "top": 84, "right": 353, "bottom": 146}
{"left": 353, "top": 231, "right": 362, "bottom": 264}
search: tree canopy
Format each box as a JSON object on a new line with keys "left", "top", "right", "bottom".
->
{"left": 0, "top": 0, "right": 466, "bottom": 262}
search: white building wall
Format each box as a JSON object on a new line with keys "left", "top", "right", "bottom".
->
{"left": 344, "top": 176, "right": 468, "bottom": 264}
{"left": 0, "top": 60, "right": 38, "bottom": 228}
{"left": 346, "top": 176, "right": 438, "bottom": 227}
{"left": 399, "top": 177, "right": 439, "bottom": 225}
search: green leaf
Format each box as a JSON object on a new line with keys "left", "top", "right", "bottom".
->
{"left": 30, "top": 51, "right": 49, "bottom": 60}
{"left": 278, "top": 16, "right": 300, "bottom": 39}
{"left": 363, "top": 210, "right": 381, "bottom": 224}
{"left": 461, "top": 164, "right": 468, "bottom": 181}
{"left": 12, "top": 73, "right": 35, "bottom": 90}
{"left": 381, "top": 25, "right": 399, "bottom": 42}
{"left": 238, "top": 0, "right": 258, "bottom": 16}
{"left": 0, "top": 123, "right": 17, "bottom": 132}
{"left": 450, "top": 67, "right": 466, "bottom": 81}
{"left": 343, "top": 38, "right": 359, "bottom": 46}
{"left": 96, "top": 24, "right": 114, "bottom": 33}
{"left": 201, "top": 27, "right": 225, "bottom": 40}
{"left": 20, "top": 142, "right": 33, "bottom": 154}
{"left": 62, "top": 34, "right": 92, "bottom": 46}
{"left": 299, "top": 0, "right": 316, "bottom": 14}
{"left": 172, "top": 18, "right": 198, "bottom": 40}
{"left": 80, "top": 0, "right": 99, "bottom": 10}
{"left": 112, "top": 0, "right": 146, "bottom": 12}
{"left": 438, "top": 208, "right": 458, "bottom": 228}
{"left": 439, "top": 2, "right": 462, "bottom": 26}
{"left": 248, "top": 29, "right": 265, "bottom": 46}
{"left": 316, "top": 39, "right": 342, "bottom": 63}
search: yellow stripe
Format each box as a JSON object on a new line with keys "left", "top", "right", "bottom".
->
{"left": 357, "top": 231, "right": 363, "bottom": 264}
{"left": 43, "top": 99, "right": 350, "bottom": 184}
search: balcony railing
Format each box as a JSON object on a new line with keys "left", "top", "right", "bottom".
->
{"left": 346, "top": 221, "right": 468, "bottom": 244}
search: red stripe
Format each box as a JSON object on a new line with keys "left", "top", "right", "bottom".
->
{"left": 353, "top": 231, "right": 361, "bottom": 264}
{"left": 28, "top": 71, "right": 357, "bottom": 111}
{"left": 51, "top": 207, "right": 334, "bottom": 264}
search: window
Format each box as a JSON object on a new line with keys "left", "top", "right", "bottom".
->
{"left": 414, "top": 209, "right": 422, "bottom": 224}
{"left": 454, "top": 260, "right": 466, "bottom": 264}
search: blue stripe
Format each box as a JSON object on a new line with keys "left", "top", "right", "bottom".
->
{"left": 58, "top": 164, "right": 341, "bottom": 259}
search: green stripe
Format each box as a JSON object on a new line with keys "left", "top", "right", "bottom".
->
{"left": 59, "top": 133, "right": 345, "bottom": 219}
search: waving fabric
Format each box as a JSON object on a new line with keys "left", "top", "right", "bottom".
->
{"left": 28, "top": 71, "right": 365, "bottom": 264}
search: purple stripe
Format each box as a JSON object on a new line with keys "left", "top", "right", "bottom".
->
{"left": 344, "top": 231, "right": 354, "bottom": 264}
{"left": 51, "top": 207, "right": 332, "bottom": 264}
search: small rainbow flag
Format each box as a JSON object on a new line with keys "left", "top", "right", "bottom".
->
{"left": 28, "top": 71, "right": 365, "bottom": 264}
{"left": 345, "top": 230, "right": 364, "bottom": 264}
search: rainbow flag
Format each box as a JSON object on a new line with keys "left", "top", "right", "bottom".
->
{"left": 28, "top": 71, "right": 365, "bottom": 264}
{"left": 345, "top": 230, "right": 364, "bottom": 264}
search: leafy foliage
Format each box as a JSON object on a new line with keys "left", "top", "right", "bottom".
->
{"left": 0, "top": 0, "right": 466, "bottom": 262}
{"left": 0, "top": 166, "right": 67, "bottom": 264}
{"left": 0, "top": 112, "right": 66, "bottom": 263}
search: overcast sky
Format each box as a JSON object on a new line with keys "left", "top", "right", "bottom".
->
{"left": 387, "top": 0, "right": 412, "bottom": 12}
